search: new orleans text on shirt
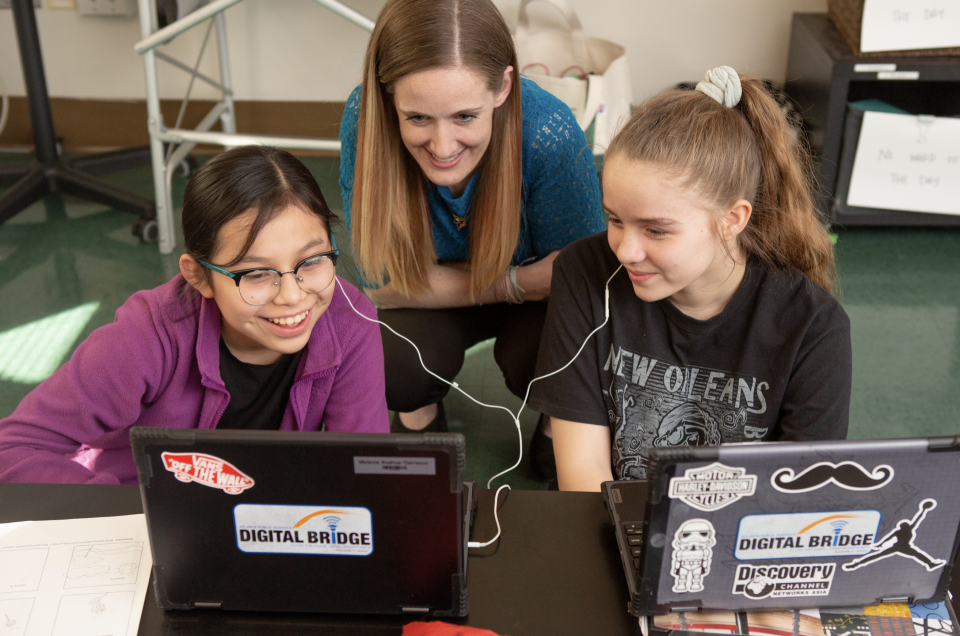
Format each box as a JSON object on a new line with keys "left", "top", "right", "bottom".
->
{"left": 601, "top": 345, "right": 771, "bottom": 480}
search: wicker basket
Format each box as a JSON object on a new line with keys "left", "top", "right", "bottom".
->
{"left": 828, "top": 0, "right": 960, "bottom": 57}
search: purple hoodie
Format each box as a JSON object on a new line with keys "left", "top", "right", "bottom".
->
{"left": 0, "top": 275, "right": 389, "bottom": 484}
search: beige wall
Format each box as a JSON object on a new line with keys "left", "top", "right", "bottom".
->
{"left": 0, "top": 0, "right": 826, "bottom": 104}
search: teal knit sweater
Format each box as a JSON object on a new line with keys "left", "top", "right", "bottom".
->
{"left": 338, "top": 77, "right": 604, "bottom": 287}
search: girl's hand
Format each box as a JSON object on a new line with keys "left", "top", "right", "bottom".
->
{"left": 515, "top": 250, "right": 560, "bottom": 302}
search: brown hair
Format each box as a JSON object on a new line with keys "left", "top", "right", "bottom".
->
{"left": 351, "top": 0, "right": 522, "bottom": 298}
{"left": 606, "top": 74, "right": 837, "bottom": 294}
{"left": 182, "top": 145, "right": 335, "bottom": 285}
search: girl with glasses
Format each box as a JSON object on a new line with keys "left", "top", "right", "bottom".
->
{"left": 0, "top": 146, "right": 388, "bottom": 484}
{"left": 340, "top": 0, "right": 604, "bottom": 480}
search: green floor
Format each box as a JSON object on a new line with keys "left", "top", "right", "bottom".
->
{"left": 1, "top": 153, "right": 958, "bottom": 489}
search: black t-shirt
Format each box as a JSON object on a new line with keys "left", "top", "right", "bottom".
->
{"left": 529, "top": 232, "right": 851, "bottom": 480}
{"left": 217, "top": 338, "right": 305, "bottom": 430}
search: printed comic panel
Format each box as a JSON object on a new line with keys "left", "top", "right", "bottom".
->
{"left": 64, "top": 543, "right": 143, "bottom": 589}
{"left": 0, "top": 598, "right": 35, "bottom": 636}
{"left": 0, "top": 549, "right": 48, "bottom": 593}
{"left": 51, "top": 592, "right": 135, "bottom": 636}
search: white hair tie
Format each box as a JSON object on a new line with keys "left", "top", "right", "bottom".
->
{"left": 696, "top": 66, "right": 742, "bottom": 108}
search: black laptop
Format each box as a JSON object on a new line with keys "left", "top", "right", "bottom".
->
{"left": 603, "top": 436, "right": 960, "bottom": 616}
{"left": 130, "top": 427, "right": 474, "bottom": 616}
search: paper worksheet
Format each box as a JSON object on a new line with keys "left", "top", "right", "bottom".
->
{"left": 846, "top": 111, "right": 960, "bottom": 216}
{"left": 860, "top": 0, "right": 960, "bottom": 52}
{"left": 0, "top": 515, "right": 151, "bottom": 636}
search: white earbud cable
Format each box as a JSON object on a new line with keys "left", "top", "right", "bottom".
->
{"left": 467, "top": 484, "right": 511, "bottom": 548}
{"left": 334, "top": 263, "right": 623, "bottom": 489}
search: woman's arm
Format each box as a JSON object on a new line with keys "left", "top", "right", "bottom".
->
{"left": 366, "top": 251, "right": 559, "bottom": 309}
{"left": 553, "top": 418, "right": 614, "bottom": 492}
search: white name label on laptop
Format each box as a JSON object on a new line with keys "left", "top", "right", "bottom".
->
{"left": 234, "top": 504, "right": 374, "bottom": 556}
{"left": 353, "top": 456, "right": 437, "bottom": 475}
{"left": 735, "top": 510, "right": 881, "bottom": 560}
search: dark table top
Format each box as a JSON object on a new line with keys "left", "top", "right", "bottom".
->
{"left": 0, "top": 483, "right": 642, "bottom": 636}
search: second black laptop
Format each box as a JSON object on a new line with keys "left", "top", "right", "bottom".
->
{"left": 130, "top": 427, "right": 474, "bottom": 616}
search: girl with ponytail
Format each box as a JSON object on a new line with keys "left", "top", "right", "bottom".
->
{"left": 528, "top": 67, "right": 852, "bottom": 492}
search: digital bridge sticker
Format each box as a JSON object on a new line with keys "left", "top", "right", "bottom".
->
{"left": 668, "top": 463, "right": 758, "bottom": 511}
{"left": 735, "top": 510, "right": 881, "bottom": 560}
{"left": 234, "top": 504, "right": 374, "bottom": 556}
{"left": 160, "top": 452, "right": 255, "bottom": 494}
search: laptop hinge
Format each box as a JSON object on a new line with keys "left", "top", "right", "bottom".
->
{"left": 928, "top": 435, "right": 960, "bottom": 451}
{"left": 401, "top": 606, "right": 431, "bottom": 614}
{"left": 881, "top": 596, "right": 912, "bottom": 604}
{"left": 193, "top": 601, "right": 222, "bottom": 609}
{"left": 671, "top": 606, "right": 700, "bottom": 612}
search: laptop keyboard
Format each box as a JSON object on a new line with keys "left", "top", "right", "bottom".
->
{"left": 622, "top": 522, "right": 643, "bottom": 572}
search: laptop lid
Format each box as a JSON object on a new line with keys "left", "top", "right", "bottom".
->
{"left": 130, "top": 427, "right": 470, "bottom": 616}
{"left": 606, "top": 436, "right": 960, "bottom": 616}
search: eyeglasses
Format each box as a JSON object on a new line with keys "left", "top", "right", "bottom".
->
{"left": 200, "top": 238, "right": 339, "bottom": 306}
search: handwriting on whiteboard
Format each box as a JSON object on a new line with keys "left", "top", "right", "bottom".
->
{"left": 861, "top": 0, "right": 960, "bottom": 52}
{"left": 847, "top": 112, "right": 960, "bottom": 216}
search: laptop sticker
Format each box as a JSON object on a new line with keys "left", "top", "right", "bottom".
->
{"left": 736, "top": 510, "right": 881, "bottom": 560}
{"left": 671, "top": 519, "right": 716, "bottom": 593}
{"left": 353, "top": 456, "right": 436, "bottom": 475}
{"left": 160, "top": 452, "right": 254, "bottom": 494}
{"left": 771, "top": 461, "right": 894, "bottom": 493}
{"left": 842, "top": 499, "right": 946, "bottom": 572}
{"left": 732, "top": 563, "right": 836, "bottom": 599}
{"left": 234, "top": 504, "right": 373, "bottom": 556}
{"left": 668, "top": 462, "right": 757, "bottom": 511}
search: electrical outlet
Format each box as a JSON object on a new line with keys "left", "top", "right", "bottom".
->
{"left": 0, "top": 0, "right": 43, "bottom": 9}
{"left": 46, "top": 0, "right": 75, "bottom": 8}
{"left": 77, "top": 0, "right": 136, "bottom": 16}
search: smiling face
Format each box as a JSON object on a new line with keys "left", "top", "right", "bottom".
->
{"left": 392, "top": 65, "right": 512, "bottom": 197}
{"left": 603, "top": 156, "right": 751, "bottom": 319}
{"left": 183, "top": 205, "right": 336, "bottom": 365}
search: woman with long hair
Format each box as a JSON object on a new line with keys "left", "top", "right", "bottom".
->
{"left": 339, "top": 0, "right": 604, "bottom": 479}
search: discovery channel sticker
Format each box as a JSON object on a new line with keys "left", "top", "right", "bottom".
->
{"left": 668, "top": 463, "right": 757, "bottom": 511}
{"left": 234, "top": 504, "right": 373, "bottom": 556}
{"left": 161, "top": 452, "right": 254, "bottom": 494}
{"left": 733, "top": 563, "right": 836, "bottom": 599}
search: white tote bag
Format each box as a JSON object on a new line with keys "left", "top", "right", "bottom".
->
{"left": 513, "top": 0, "right": 632, "bottom": 155}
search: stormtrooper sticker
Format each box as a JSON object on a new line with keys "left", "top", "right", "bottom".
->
{"left": 842, "top": 498, "right": 946, "bottom": 572}
{"left": 670, "top": 519, "right": 717, "bottom": 594}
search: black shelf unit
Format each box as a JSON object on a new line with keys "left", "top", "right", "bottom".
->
{"left": 784, "top": 13, "right": 960, "bottom": 227}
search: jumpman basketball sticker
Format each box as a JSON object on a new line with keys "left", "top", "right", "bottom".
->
{"left": 842, "top": 499, "right": 947, "bottom": 572}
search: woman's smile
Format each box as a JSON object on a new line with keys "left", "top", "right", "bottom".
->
{"left": 393, "top": 65, "right": 512, "bottom": 197}
{"left": 427, "top": 148, "right": 465, "bottom": 169}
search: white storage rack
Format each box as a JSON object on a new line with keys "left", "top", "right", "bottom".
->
{"left": 134, "top": 0, "right": 374, "bottom": 254}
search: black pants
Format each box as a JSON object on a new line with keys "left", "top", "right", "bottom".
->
{"left": 379, "top": 302, "right": 548, "bottom": 413}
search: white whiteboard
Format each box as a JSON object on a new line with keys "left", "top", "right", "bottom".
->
{"left": 861, "top": 0, "right": 960, "bottom": 52}
{"left": 847, "top": 111, "right": 960, "bottom": 216}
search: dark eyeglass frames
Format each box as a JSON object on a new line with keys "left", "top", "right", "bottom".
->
{"left": 200, "top": 237, "right": 339, "bottom": 306}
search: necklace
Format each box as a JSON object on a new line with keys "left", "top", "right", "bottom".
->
{"left": 452, "top": 213, "right": 467, "bottom": 231}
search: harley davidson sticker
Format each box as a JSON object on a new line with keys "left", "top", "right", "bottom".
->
{"left": 668, "top": 462, "right": 757, "bottom": 511}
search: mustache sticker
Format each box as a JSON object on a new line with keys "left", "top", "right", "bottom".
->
{"left": 771, "top": 461, "right": 894, "bottom": 493}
